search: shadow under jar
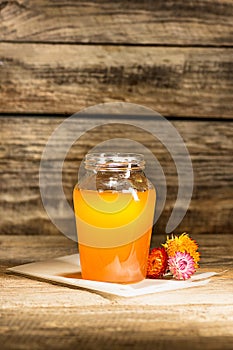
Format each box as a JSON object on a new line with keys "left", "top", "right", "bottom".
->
{"left": 73, "top": 153, "right": 156, "bottom": 283}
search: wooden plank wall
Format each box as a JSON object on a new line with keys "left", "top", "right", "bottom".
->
{"left": 0, "top": 0, "right": 232, "bottom": 235}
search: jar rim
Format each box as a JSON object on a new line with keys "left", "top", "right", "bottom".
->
{"left": 85, "top": 152, "right": 145, "bottom": 171}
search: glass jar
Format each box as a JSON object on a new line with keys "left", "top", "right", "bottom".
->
{"left": 73, "top": 153, "right": 156, "bottom": 283}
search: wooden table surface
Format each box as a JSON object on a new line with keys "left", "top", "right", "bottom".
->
{"left": 1, "top": 234, "right": 233, "bottom": 350}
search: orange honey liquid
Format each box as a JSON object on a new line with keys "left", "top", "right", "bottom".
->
{"left": 73, "top": 188, "right": 156, "bottom": 283}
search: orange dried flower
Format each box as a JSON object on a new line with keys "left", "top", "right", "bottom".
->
{"left": 163, "top": 233, "right": 200, "bottom": 268}
{"left": 147, "top": 247, "right": 168, "bottom": 279}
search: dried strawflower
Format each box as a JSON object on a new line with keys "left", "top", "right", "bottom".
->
{"left": 168, "top": 251, "right": 196, "bottom": 280}
{"left": 147, "top": 247, "right": 168, "bottom": 279}
{"left": 163, "top": 233, "right": 200, "bottom": 268}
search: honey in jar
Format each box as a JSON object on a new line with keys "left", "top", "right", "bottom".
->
{"left": 73, "top": 153, "right": 156, "bottom": 283}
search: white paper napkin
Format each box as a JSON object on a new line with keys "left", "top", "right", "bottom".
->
{"left": 7, "top": 254, "right": 218, "bottom": 297}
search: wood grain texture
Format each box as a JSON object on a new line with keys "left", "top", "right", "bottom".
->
{"left": 0, "top": 0, "right": 233, "bottom": 46}
{"left": 0, "top": 43, "right": 232, "bottom": 117}
{"left": 0, "top": 117, "right": 232, "bottom": 235}
{"left": 0, "top": 235, "right": 233, "bottom": 350}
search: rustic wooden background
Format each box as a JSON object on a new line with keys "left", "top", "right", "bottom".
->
{"left": 0, "top": 0, "right": 232, "bottom": 236}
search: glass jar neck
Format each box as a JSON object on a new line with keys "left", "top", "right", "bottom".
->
{"left": 84, "top": 153, "right": 145, "bottom": 172}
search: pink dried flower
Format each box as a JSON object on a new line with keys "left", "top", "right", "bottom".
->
{"left": 168, "top": 251, "right": 196, "bottom": 280}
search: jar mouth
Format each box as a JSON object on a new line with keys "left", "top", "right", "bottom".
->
{"left": 85, "top": 152, "right": 145, "bottom": 171}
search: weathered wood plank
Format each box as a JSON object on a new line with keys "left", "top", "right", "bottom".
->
{"left": 0, "top": 235, "right": 233, "bottom": 350}
{"left": 0, "top": 0, "right": 232, "bottom": 46}
{"left": 0, "top": 43, "right": 232, "bottom": 117}
{"left": 1, "top": 234, "right": 232, "bottom": 268}
{"left": 0, "top": 117, "right": 232, "bottom": 235}
{"left": 1, "top": 306, "right": 233, "bottom": 350}
{"left": 1, "top": 235, "right": 233, "bottom": 306}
